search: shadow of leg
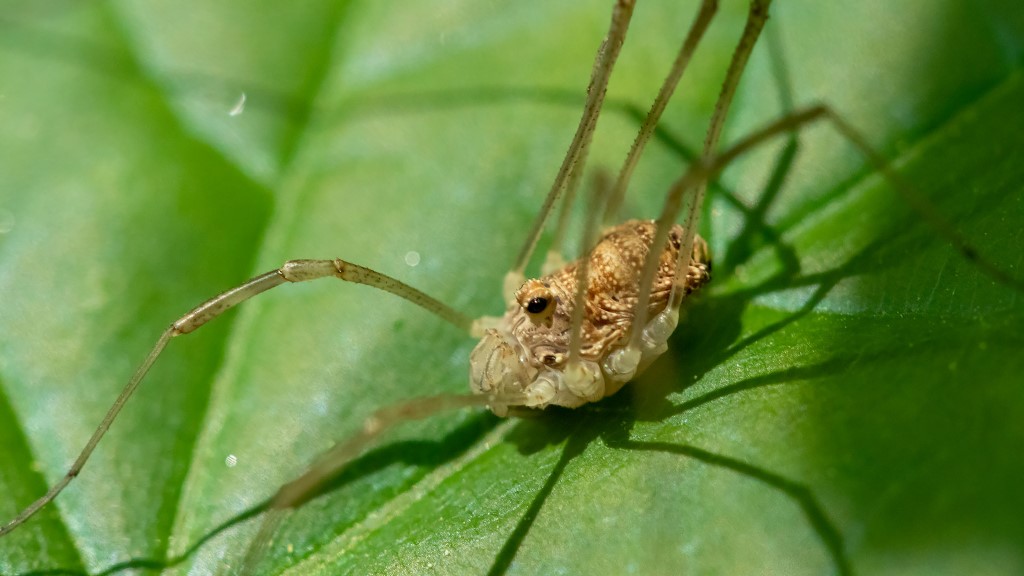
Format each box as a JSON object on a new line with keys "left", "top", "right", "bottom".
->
{"left": 605, "top": 437, "right": 851, "bottom": 576}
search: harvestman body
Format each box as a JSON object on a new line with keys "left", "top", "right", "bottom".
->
{"left": 472, "top": 221, "right": 710, "bottom": 412}
{"left": 3, "top": 0, "right": 1022, "bottom": 573}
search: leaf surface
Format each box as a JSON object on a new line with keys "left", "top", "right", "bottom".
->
{"left": 1, "top": 1, "right": 1022, "bottom": 575}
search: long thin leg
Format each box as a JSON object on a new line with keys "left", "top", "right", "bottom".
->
{"left": 236, "top": 390, "right": 526, "bottom": 575}
{"left": 539, "top": 171, "right": 578, "bottom": 276}
{"left": 722, "top": 19, "right": 800, "bottom": 273}
{"left": 563, "top": 178, "right": 614, "bottom": 400}
{"left": 629, "top": 102, "right": 1024, "bottom": 354}
{"left": 671, "top": 0, "right": 773, "bottom": 307}
{"left": 602, "top": 0, "right": 720, "bottom": 225}
{"left": 542, "top": 167, "right": 614, "bottom": 276}
{"left": 627, "top": 0, "right": 773, "bottom": 355}
{"left": 544, "top": 0, "right": 720, "bottom": 275}
{"left": 505, "top": 0, "right": 636, "bottom": 301}
{"left": 0, "top": 259, "right": 473, "bottom": 538}
{"left": 540, "top": 133, "right": 593, "bottom": 276}
{"left": 820, "top": 111, "right": 1024, "bottom": 293}
{"left": 628, "top": 107, "right": 824, "bottom": 363}
{"left": 234, "top": 103, "right": 1024, "bottom": 572}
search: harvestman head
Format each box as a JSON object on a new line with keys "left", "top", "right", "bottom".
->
{"left": 3, "top": 0, "right": 1023, "bottom": 574}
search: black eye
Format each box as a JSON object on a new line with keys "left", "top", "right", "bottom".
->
{"left": 526, "top": 297, "right": 549, "bottom": 314}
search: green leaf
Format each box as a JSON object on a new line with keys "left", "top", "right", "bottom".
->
{"left": 1, "top": 1, "right": 1022, "bottom": 575}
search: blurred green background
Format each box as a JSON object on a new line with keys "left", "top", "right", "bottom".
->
{"left": 1, "top": 1, "right": 1022, "bottom": 574}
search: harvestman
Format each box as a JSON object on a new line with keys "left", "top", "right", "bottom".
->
{"left": 3, "top": 0, "right": 1022, "bottom": 573}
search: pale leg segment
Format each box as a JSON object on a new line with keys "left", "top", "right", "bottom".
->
{"left": 505, "top": 0, "right": 637, "bottom": 302}
{"left": 537, "top": 0, "right": 758, "bottom": 392}
{"left": 540, "top": 127, "right": 596, "bottom": 277}
{"left": 635, "top": 99, "right": 1024, "bottom": 366}
{"left": 603, "top": 0, "right": 720, "bottom": 226}
{"left": 541, "top": 0, "right": 721, "bottom": 283}
{"left": 675, "top": 0, "right": 773, "bottom": 291}
{"left": 618, "top": 0, "right": 773, "bottom": 372}
{"left": 236, "top": 390, "right": 526, "bottom": 575}
{"left": 563, "top": 180, "right": 616, "bottom": 403}
{"left": 0, "top": 259, "right": 472, "bottom": 538}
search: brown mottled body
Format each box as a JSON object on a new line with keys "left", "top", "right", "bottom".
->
{"left": 516, "top": 220, "right": 709, "bottom": 368}
{"left": 470, "top": 219, "right": 710, "bottom": 409}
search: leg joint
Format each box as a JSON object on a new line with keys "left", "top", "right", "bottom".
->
{"left": 280, "top": 259, "right": 340, "bottom": 282}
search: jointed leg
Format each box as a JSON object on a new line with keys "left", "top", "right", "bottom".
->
{"left": 505, "top": 0, "right": 637, "bottom": 301}
{"left": 543, "top": 168, "right": 617, "bottom": 277}
{"left": 623, "top": 0, "right": 773, "bottom": 362}
{"left": 237, "top": 390, "right": 527, "bottom": 575}
{"left": 0, "top": 259, "right": 472, "bottom": 538}
{"left": 563, "top": 181, "right": 615, "bottom": 401}
{"left": 543, "top": 0, "right": 721, "bottom": 279}
{"left": 721, "top": 19, "right": 801, "bottom": 273}
{"left": 541, "top": 132, "right": 594, "bottom": 277}
{"left": 602, "top": 0, "right": 720, "bottom": 226}
{"left": 629, "top": 99, "right": 1024, "bottom": 364}
{"left": 672, "top": 0, "right": 773, "bottom": 308}
{"left": 539, "top": 171, "right": 578, "bottom": 276}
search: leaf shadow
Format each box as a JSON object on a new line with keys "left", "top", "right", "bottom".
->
{"left": 483, "top": 247, "right": 879, "bottom": 576}
{"left": 482, "top": 241, "right": 884, "bottom": 576}
{"left": 484, "top": 414, "right": 596, "bottom": 576}
{"left": 477, "top": 87, "right": 955, "bottom": 567}
{"left": 12, "top": 413, "right": 501, "bottom": 576}
{"left": 605, "top": 436, "right": 852, "bottom": 576}
{"left": 11, "top": 110, "right": 893, "bottom": 576}
{"left": 6, "top": 6, "right": 1023, "bottom": 576}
